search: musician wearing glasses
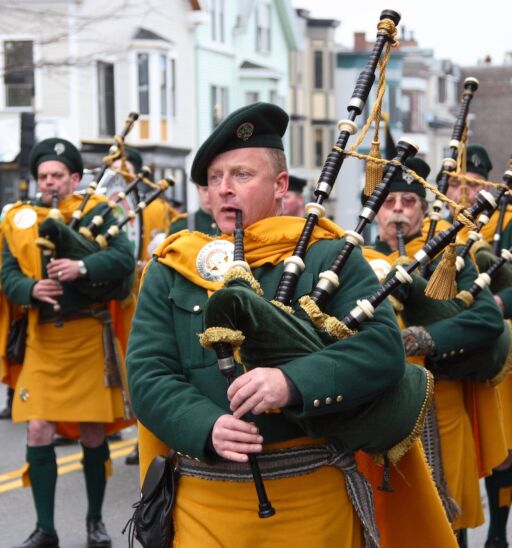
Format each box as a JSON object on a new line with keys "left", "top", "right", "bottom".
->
{"left": 447, "top": 144, "right": 512, "bottom": 548}
{"left": 373, "top": 157, "right": 506, "bottom": 544}
{"left": 126, "top": 104, "right": 459, "bottom": 547}
{"left": 0, "top": 138, "right": 136, "bottom": 548}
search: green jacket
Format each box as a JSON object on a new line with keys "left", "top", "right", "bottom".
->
{"left": 127, "top": 237, "right": 405, "bottom": 461}
{"left": 373, "top": 237, "right": 504, "bottom": 360}
{"left": 1, "top": 202, "right": 136, "bottom": 318}
{"left": 168, "top": 209, "right": 218, "bottom": 236}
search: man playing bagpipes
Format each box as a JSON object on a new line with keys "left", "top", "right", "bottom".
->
{"left": 445, "top": 144, "right": 512, "bottom": 548}
{"left": 0, "top": 138, "right": 136, "bottom": 548}
{"left": 372, "top": 157, "right": 508, "bottom": 546}
{"left": 126, "top": 103, "right": 457, "bottom": 547}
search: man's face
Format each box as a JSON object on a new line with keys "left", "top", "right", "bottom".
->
{"left": 282, "top": 190, "right": 304, "bottom": 217}
{"left": 207, "top": 147, "right": 287, "bottom": 234}
{"left": 376, "top": 191, "right": 425, "bottom": 245}
{"left": 111, "top": 158, "right": 136, "bottom": 178}
{"left": 196, "top": 184, "right": 212, "bottom": 215}
{"left": 446, "top": 171, "right": 484, "bottom": 206}
{"left": 37, "top": 160, "right": 81, "bottom": 205}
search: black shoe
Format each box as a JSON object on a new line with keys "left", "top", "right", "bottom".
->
{"left": 0, "top": 406, "right": 12, "bottom": 419}
{"left": 12, "top": 527, "right": 59, "bottom": 548}
{"left": 125, "top": 445, "right": 139, "bottom": 465}
{"left": 86, "top": 519, "right": 111, "bottom": 548}
{"left": 485, "top": 538, "right": 509, "bottom": 548}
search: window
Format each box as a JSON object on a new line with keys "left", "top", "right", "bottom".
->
{"left": 169, "top": 58, "right": 176, "bottom": 118}
{"left": 314, "top": 51, "right": 323, "bottom": 89}
{"left": 256, "top": 2, "right": 271, "bottom": 53}
{"left": 438, "top": 76, "right": 446, "bottom": 103}
{"left": 137, "top": 53, "right": 150, "bottom": 115}
{"left": 246, "top": 91, "right": 259, "bottom": 104}
{"left": 160, "top": 54, "right": 167, "bottom": 116}
{"left": 4, "top": 40, "right": 34, "bottom": 107}
{"left": 211, "top": 85, "right": 228, "bottom": 129}
{"left": 314, "top": 128, "right": 323, "bottom": 167}
{"left": 291, "top": 124, "right": 304, "bottom": 167}
{"left": 388, "top": 84, "right": 400, "bottom": 123}
{"left": 210, "top": 0, "right": 225, "bottom": 43}
{"left": 97, "top": 61, "right": 116, "bottom": 136}
{"left": 269, "top": 90, "right": 283, "bottom": 107}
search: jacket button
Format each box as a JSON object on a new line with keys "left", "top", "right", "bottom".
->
{"left": 313, "top": 399, "right": 320, "bottom": 407}
{"left": 193, "top": 305, "right": 201, "bottom": 312}
{"left": 459, "top": 348, "right": 464, "bottom": 354}
{"left": 336, "top": 395, "right": 343, "bottom": 403}
{"left": 325, "top": 397, "right": 333, "bottom": 405}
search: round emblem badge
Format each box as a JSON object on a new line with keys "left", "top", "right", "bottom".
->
{"left": 196, "top": 240, "right": 234, "bottom": 282}
{"left": 13, "top": 208, "right": 37, "bottom": 229}
{"left": 369, "top": 259, "right": 392, "bottom": 282}
{"left": 236, "top": 122, "right": 254, "bottom": 142}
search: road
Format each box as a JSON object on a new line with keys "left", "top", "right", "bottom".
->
{"left": 0, "top": 385, "right": 509, "bottom": 547}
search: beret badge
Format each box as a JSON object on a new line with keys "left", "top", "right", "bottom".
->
{"left": 236, "top": 122, "right": 254, "bottom": 142}
{"left": 471, "top": 153, "right": 481, "bottom": 167}
{"left": 54, "top": 142, "right": 66, "bottom": 155}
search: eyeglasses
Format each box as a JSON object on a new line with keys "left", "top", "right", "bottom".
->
{"left": 382, "top": 193, "right": 420, "bottom": 209}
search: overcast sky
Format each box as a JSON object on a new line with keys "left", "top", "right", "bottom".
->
{"left": 291, "top": 1, "right": 512, "bottom": 67}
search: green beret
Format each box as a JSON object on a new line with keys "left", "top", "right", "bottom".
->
{"left": 388, "top": 157, "right": 430, "bottom": 199}
{"left": 29, "top": 138, "right": 83, "bottom": 179}
{"left": 124, "top": 145, "right": 143, "bottom": 173}
{"left": 288, "top": 175, "right": 307, "bottom": 194}
{"left": 192, "top": 102, "right": 289, "bottom": 186}
{"left": 467, "top": 144, "right": 492, "bottom": 178}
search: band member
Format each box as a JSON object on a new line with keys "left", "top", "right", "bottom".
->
{"left": 373, "top": 157, "right": 507, "bottom": 545}
{"left": 282, "top": 175, "right": 307, "bottom": 217}
{"left": 1, "top": 138, "right": 136, "bottom": 548}
{"left": 126, "top": 103, "right": 457, "bottom": 547}
{"left": 448, "top": 144, "right": 512, "bottom": 548}
{"left": 168, "top": 182, "right": 218, "bottom": 236}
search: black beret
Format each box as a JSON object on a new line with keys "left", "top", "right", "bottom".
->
{"left": 124, "top": 145, "right": 143, "bottom": 173}
{"left": 467, "top": 144, "right": 492, "bottom": 178}
{"left": 192, "top": 102, "right": 289, "bottom": 186}
{"left": 288, "top": 175, "right": 307, "bottom": 194}
{"left": 388, "top": 157, "right": 430, "bottom": 198}
{"left": 29, "top": 138, "right": 83, "bottom": 179}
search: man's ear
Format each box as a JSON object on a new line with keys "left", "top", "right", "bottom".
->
{"left": 70, "top": 172, "right": 81, "bottom": 191}
{"left": 275, "top": 171, "right": 288, "bottom": 199}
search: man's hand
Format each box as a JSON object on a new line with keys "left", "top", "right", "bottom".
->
{"left": 227, "top": 367, "right": 291, "bottom": 418}
{"left": 46, "top": 258, "right": 82, "bottom": 282}
{"left": 401, "top": 326, "right": 436, "bottom": 356}
{"left": 32, "top": 279, "right": 63, "bottom": 305}
{"left": 211, "top": 414, "right": 263, "bottom": 462}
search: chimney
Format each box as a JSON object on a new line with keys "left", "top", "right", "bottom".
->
{"left": 354, "top": 32, "right": 366, "bottom": 51}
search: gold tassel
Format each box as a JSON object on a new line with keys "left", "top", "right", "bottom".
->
{"left": 424, "top": 243, "right": 458, "bottom": 300}
{"left": 364, "top": 140, "right": 383, "bottom": 198}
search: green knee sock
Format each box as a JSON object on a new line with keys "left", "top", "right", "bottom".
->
{"left": 485, "top": 467, "right": 512, "bottom": 541}
{"left": 82, "top": 440, "right": 109, "bottom": 521}
{"left": 26, "top": 444, "right": 57, "bottom": 532}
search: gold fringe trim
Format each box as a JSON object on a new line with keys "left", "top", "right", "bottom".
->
{"left": 223, "top": 267, "right": 264, "bottom": 295}
{"left": 424, "top": 243, "right": 458, "bottom": 300}
{"left": 391, "top": 256, "right": 412, "bottom": 267}
{"left": 373, "top": 367, "right": 435, "bottom": 465}
{"left": 298, "top": 295, "right": 328, "bottom": 329}
{"left": 455, "top": 289, "right": 474, "bottom": 308}
{"left": 323, "top": 316, "right": 356, "bottom": 340}
{"left": 269, "top": 300, "right": 295, "bottom": 315}
{"left": 198, "top": 327, "right": 245, "bottom": 350}
{"left": 486, "top": 322, "right": 512, "bottom": 387}
{"left": 388, "top": 294, "right": 404, "bottom": 312}
{"left": 35, "top": 236, "right": 55, "bottom": 253}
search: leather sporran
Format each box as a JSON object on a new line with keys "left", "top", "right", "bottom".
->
{"left": 6, "top": 313, "right": 28, "bottom": 364}
{"left": 124, "top": 450, "right": 178, "bottom": 548}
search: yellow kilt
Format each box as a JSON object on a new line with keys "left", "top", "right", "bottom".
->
{"left": 436, "top": 380, "right": 483, "bottom": 529}
{"left": 12, "top": 316, "right": 126, "bottom": 424}
{"left": 173, "top": 459, "right": 363, "bottom": 548}
{"left": 497, "top": 374, "right": 512, "bottom": 450}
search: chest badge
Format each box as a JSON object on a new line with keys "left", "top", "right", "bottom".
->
{"left": 13, "top": 208, "right": 37, "bottom": 229}
{"left": 196, "top": 240, "right": 234, "bottom": 282}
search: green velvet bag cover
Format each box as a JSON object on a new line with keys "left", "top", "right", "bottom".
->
{"left": 203, "top": 282, "right": 432, "bottom": 460}
{"left": 38, "top": 217, "right": 134, "bottom": 302}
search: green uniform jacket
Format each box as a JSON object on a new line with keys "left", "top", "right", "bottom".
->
{"left": 1, "top": 202, "right": 136, "bottom": 318}
{"left": 374, "top": 237, "right": 504, "bottom": 360}
{"left": 168, "top": 209, "right": 218, "bottom": 236}
{"left": 127, "top": 237, "right": 405, "bottom": 462}
{"left": 494, "top": 219, "right": 512, "bottom": 317}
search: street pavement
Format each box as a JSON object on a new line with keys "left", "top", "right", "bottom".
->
{"left": 0, "top": 385, "right": 510, "bottom": 547}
